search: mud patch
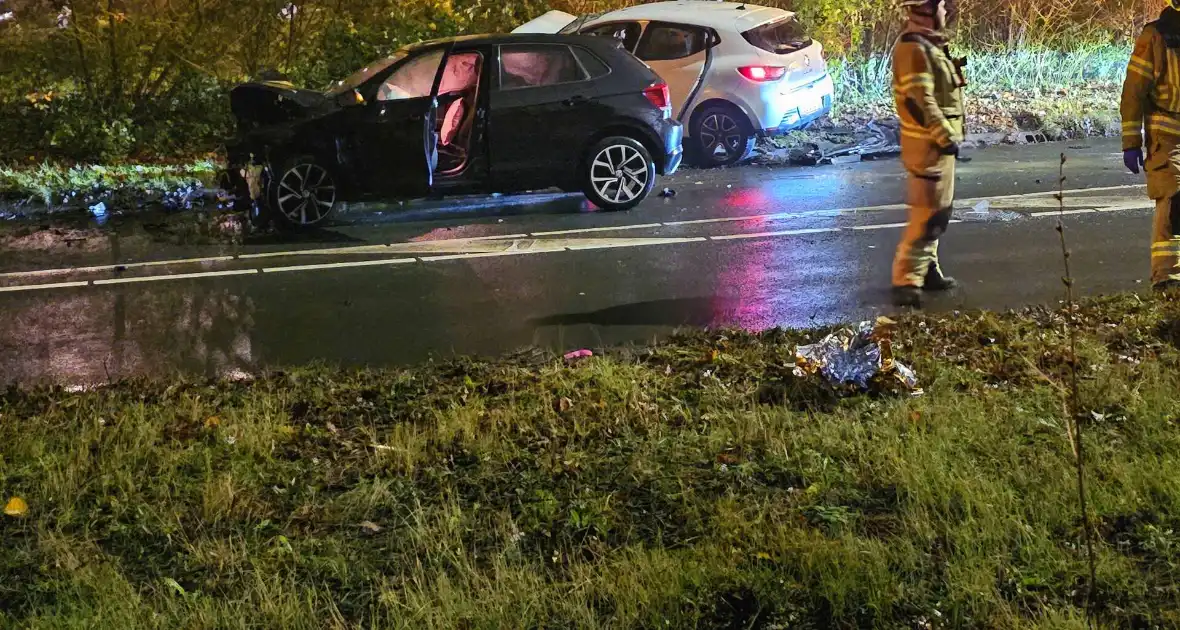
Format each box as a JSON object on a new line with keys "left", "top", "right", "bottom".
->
{"left": 0, "top": 227, "right": 111, "bottom": 252}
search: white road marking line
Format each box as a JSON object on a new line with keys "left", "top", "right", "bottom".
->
{"left": 261, "top": 258, "right": 417, "bottom": 273}
{"left": 238, "top": 244, "right": 395, "bottom": 259}
{"left": 531, "top": 223, "right": 662, "bottom": 236}
{"left": 564, "top": 237, "right": 706, "bottom": 250}
{"left": 462, "top": 232, "right": 530, "bottom": 241}
{"left": 535, "top": 184, "right": 1146, "bottom": 235}
{"left": 709, "top": 228, "right": 838, "bottom": 241}
{"left": 851, "top": 219, "right": 962, "bottom": 231}
{"left": 1030, "top": 209, "right": 1098, "bottom": 217}
{"left": 0, "top": 184, "right": 1154, "bottom": 294}
{"left": 419, "top": 250, "right": 539, "bottom": 261}
{"left": 976, "top": 183, "right": 1142, "bottom": 200}
{"left": 0, "top": 255, "right": 238, "bottom": 279}
{"left": 0, "top": 280, "right": 90, "bottom": 292}
{"left": 661, "top": 215, "right": 771, "bottom": 226}
{"left": 0, "top": 184, "right": 1148, "bottom": 282}
{"left": 91, "top": 268, "right": 260, "bottom": 285}
{"left": 852, "top": 222, "right": 908, "bottom": 231}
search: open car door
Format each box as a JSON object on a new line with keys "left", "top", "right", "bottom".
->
{"left": 341, "top": 47, "right": 449, "bottom": 198}
{"left": 633, "top": 22, "right": 713, "bottom": 120}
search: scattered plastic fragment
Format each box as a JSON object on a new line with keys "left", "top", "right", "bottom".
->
{"left": 563, "top": 349, "right": 593, "bottom": 361}
{"left": 659, "top": 188, "right": 677, "bottom": 198}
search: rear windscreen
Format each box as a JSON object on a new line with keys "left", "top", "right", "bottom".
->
{"left": 741, "top": 16, "right": 812, "bottom": 54}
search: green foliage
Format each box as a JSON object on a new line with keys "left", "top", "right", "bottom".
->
{"left": 830, "top": 45, "right": 1130, "bottom": 110}
{"left": 0, "top": 161, "right": 219, "bottom": 207}
{"left": 0, "top": 0, "right": 1160, "bottom": 162}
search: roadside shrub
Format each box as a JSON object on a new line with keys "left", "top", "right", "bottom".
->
{"left": 0, "top": 0, "right": 1164, "bottom": 162}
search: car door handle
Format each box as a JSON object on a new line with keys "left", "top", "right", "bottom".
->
{"left": 563, "top": 95, "right": 588, "bottom": 107}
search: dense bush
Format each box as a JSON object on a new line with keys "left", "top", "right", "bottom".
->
{"left": 0, "top": 0, "right": 1166, "bottom": 163}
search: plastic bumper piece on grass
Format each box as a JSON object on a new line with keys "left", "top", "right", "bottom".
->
{"left": 794, "top": 317, "right": 920, "bottom": 394}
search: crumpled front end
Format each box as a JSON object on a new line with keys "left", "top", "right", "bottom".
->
{"left": 224, "top": 81, "right": 332, "bottom": 208}
{"left": 230, "top": 81, "right": 332, "bottom": 133}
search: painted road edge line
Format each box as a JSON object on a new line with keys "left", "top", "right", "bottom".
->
{"left": 0, "top": 255, "right": 238, "bottom": 279}
{"left": 710, "top": 228, "right": 837, "bottom": 241}
{"left": 418, "top": 250, "right": 539, "bottom": 261}
{"left": 261, "top": 257, "right": 417, "bottom": 273}
{"left": 91, "top": 268, "right": 261, "bottom": 285}
{"left": 564, "top": 237, "right": 707, "bottom": 250}
{"left": 0, "top": 183, "right": 1147, "bottom": 281}
{"left": 1029, "top": 209, "right": 1098, "bottom": 218}
{"left": 531, "top": 223, "right": 663, "bottom": 237}
{"left": 0, "top": 280, "right": 91, "bottom": 292}
{"left": 0, "top": 194, "right": 1154, "bottom": 293}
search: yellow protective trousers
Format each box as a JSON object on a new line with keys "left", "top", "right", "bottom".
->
{"left": 892, "top": 153, "right": 956, "bottom": 288}
{"left": 1146, "top": 132, "right": 1180, "bottom": 285}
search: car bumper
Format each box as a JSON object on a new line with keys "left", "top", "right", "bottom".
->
{"left": 659, "top": 120, "right": 684, "bottom": 175}
{"left": 755, "top": 73, "right": 835, "bottom": 135}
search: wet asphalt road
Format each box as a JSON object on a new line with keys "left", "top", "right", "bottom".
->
{"left": 0, "top": 138, "right": 1157, "bottom": 386}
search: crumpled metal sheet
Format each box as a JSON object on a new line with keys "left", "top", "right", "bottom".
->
{"left": 794, "top": 317, "right": 920, "bottom": 393}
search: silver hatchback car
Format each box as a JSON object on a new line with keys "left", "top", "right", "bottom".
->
{"left": 515, "top": 1, "right": 835, "bottom": 167}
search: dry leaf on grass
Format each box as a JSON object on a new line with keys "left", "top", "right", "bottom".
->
{"left": 5, "top": 496, "right": 29, "bottom": 517}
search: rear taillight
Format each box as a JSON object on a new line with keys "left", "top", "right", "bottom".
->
{"left": 643, "top": 82, "right": 672, "bottom": 119}
{"left": 738, "top": 65, "right": 787, "bottom": 82}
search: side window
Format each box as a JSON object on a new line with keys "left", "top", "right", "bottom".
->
{"left": 377, "top": 49, "right": 444, "bottom": 102}
{"left": 572, "top": 46, "right": 611, "bottom": 79}
{"left": 499, "top": 45, "right": 587, "bottom": 90}
{"left": 635, "top": 24, "right": 711, "bottom": 61}
{"left": 582, "top": 22, "right": 642, "bottom": 52}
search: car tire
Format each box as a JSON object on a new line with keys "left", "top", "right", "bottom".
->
{"left": 692, "top": 104, "right": 755, "bottom": 168}
{"left": 581, "top": 136, "right": 656, "bottom": 212}
{"left": 263, "top": 155, "right": 340, "bottom": 229}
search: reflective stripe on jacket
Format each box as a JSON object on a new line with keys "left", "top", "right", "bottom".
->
{"left": 1122, "top": 23, "right": 1180, "bottom": 150}
{"left": 891, "top": 27, "right": 965, "bottom": 150}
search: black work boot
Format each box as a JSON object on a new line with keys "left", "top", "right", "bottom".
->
{"left": 892, "top": 285, "right": 923, "bottom": 308}
{"left": 922, "top": 264, "right": 958, "bottom": 292}
{"left": 1153, "top": 279, "right": 1180, "bottom": 295}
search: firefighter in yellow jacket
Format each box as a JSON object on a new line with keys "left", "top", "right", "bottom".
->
{"left": 891, "top": 0, "right": 967, "bottom": 307}
{"left": 1122, "top": 0, "right": 1180, "bottom": 291}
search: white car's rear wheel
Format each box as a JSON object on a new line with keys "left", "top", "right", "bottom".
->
{"left": 693, "top": 105, "right": 755, "bottom": 168}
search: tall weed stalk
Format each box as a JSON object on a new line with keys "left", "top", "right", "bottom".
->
{"left": 1055, "top": 152, "right": 1098, "bottom": 627}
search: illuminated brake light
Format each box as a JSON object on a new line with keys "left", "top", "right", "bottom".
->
{"left": 738, "top": 65, "right": 787, "bottom": 82}
{"left": 643, "top": 82, "right": 672, "bottom": 119}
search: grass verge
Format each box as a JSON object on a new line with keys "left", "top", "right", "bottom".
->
{"left": 4, "top": 293, "right": 1180, "bottom": 628}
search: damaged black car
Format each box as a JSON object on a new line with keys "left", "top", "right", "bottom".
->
{"left": 226, "top": 33, "right": 684, "bottom": 228}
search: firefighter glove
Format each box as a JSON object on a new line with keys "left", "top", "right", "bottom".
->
{"left": 1124, "top": 148, "right": 1144, "bottom": 174}
{"left": 939, "top": 142, "right": 960, "bottom": 157}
